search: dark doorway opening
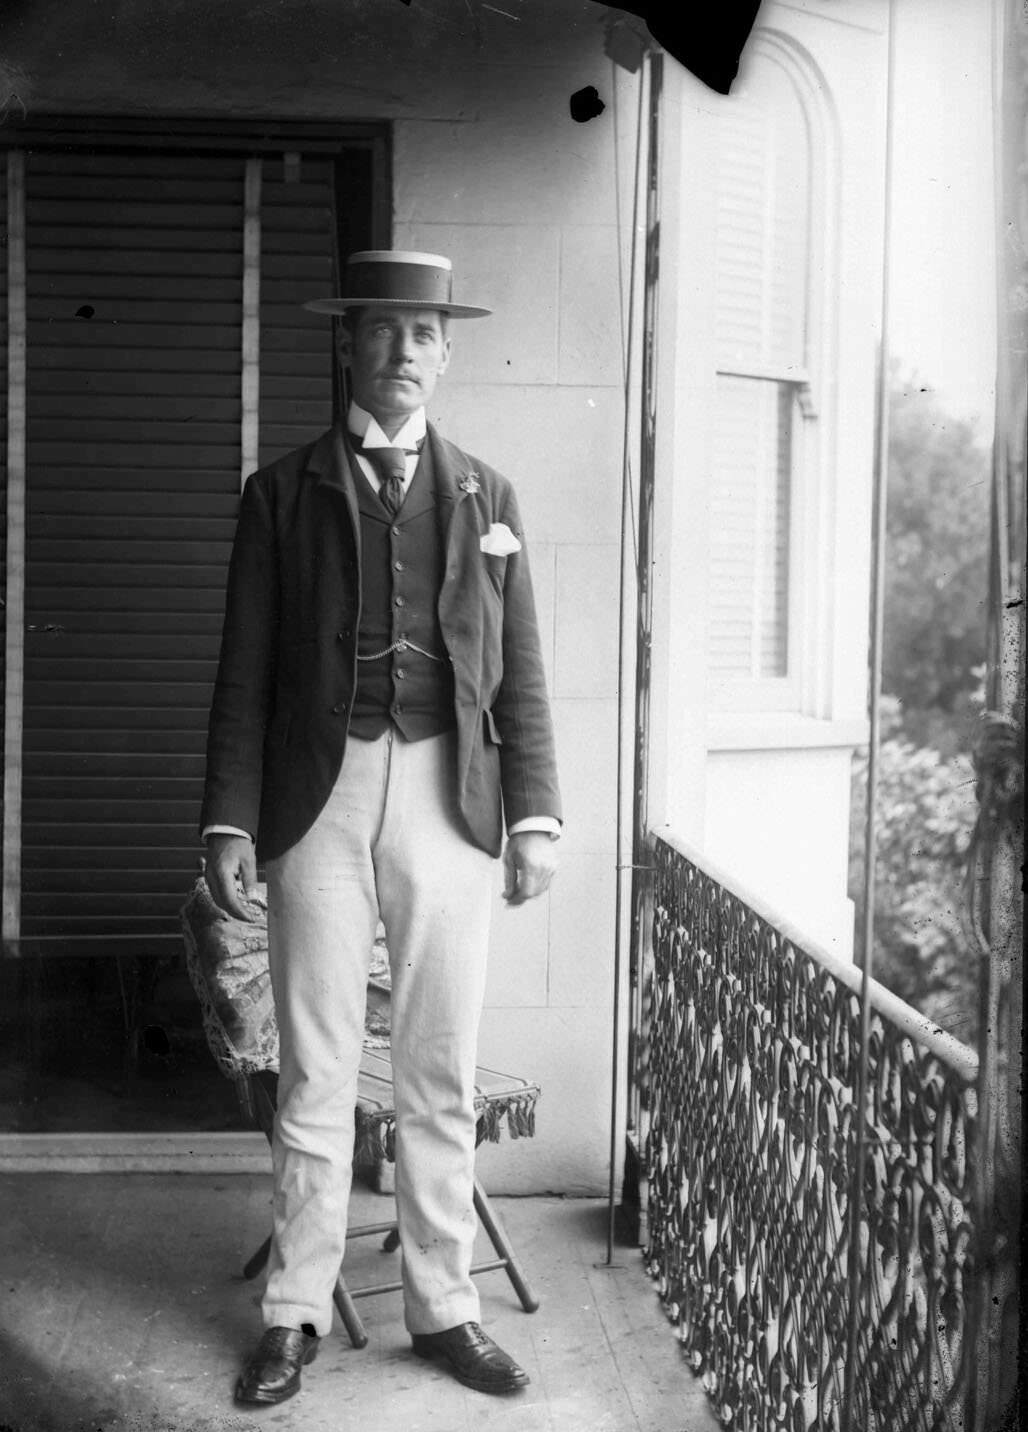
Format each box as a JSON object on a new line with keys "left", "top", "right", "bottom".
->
{"left": 0, "top": 120, "right": 387, "bottom": 1133}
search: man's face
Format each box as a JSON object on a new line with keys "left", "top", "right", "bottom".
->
{"left": 340, "top": 306, "right": 451, "bottom": 429}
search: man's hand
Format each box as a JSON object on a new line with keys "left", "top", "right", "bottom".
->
{"left": 205, "top": 833, "right": 260, "bottom": 921}
{"left": 502, "top": 832, "right": 558, "bottom": 906}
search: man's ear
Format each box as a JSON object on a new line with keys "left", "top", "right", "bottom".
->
{"left": 335, "top": 321, "right": 352, "bottom": 366}
{"left": 437, "top": 335, "right": 452, "bottom": 377}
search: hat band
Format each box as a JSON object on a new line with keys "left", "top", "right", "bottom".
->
{"left": 346, "top": 260, "right": 454, "bottom": 306}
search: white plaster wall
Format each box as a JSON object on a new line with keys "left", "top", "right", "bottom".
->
{"left": 0, "top": 0, "right": 635, "bottom": 1192}
{"left": 394, "top": 55, "right": 637, "bottom": 1195}
{"left": 704, "top": 747, "right": 857, "bottom": 960}
{"left": 0, "top": 0, "right": 888, "bottom": 1191}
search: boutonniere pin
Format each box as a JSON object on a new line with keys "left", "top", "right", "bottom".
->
{"left": 480, "top": 522, "right": 522, "bottom": 556}
{"left": 458, "top": 471, "right": 481, "bottom": 495}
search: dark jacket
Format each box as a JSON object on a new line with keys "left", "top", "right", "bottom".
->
{"left": 200, "top": 422, "right": 561, "bottom": 861}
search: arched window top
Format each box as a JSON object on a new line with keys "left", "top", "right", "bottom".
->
{"left": 715, "top": 52, "right": 813, "bottom": 374}
{"left": 706, "top": 32, "right": 839, "bottom": 698}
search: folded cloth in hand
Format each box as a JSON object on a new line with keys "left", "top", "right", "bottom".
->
{"left": 180, "top": 876, "right": 280, "bottom": 1078}
{"left": 180, "top": 876, "right": 393, "bottom": 1081}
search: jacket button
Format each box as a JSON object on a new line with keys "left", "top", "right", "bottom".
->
{"left": 337, "top": 629, "right": 351, "bottom": 641}
{"left": 332, "top": 701, "right": 347, "bottom": 715}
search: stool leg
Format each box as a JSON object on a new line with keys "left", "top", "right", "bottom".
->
{"left": 243, "top": 1233, "right": 272, "bottom": 1281}
{"left": 472, "top": 1178, "right": 540, "bottom": 1313}
{"left": 243, "top": 1074, "right": 278, "bottom": 1281}
{"left": 333, "top": 1272, "right": 370, "bottom": 1349}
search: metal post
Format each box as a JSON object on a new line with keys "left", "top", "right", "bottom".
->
{"left": 607, "top": 46, "right": 649, "bottom": 1267}
{"left": 842, "top": 1, "right": 897, "bottom": 1424}
{"left": 626, "top": 46, "right": 663, "bottom": 1254}
{"left": 969, "top": 3, "right": 1026, "bottom": 1424}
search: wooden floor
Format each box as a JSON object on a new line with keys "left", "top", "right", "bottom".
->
{"left": 0, "top": 1173, "right": 721, "bottom": 1432}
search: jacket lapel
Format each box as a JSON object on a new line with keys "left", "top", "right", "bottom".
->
{"left": 306, "top": 424, "right": 363, "bottom": 558}
{"left": 426, "top": 422, "right": 480, "bottom": 552}
{"left": 302, "top": 421, "right": 483, "bottom": 568}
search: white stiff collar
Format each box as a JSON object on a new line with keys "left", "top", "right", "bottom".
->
{"left": 348, "top": 401, "right": 426, "bottom": 451}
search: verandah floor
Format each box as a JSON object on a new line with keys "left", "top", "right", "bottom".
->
{"left": 0, "top": 1173, "right": 720, "bottom": 1432}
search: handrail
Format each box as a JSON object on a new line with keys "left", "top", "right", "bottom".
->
{"left": 652, "top": 826, "right": 979, "bottom": 1082}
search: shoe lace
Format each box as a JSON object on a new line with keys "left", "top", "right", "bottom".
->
{"left": 464, "top": 1322, "right": 490, "bottom": 1347}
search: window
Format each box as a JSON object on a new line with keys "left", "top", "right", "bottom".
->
{"left": 708, "top": 53, "right": 817, "bottom": 709}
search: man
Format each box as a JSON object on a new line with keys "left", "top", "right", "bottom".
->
{"left": 200, "top": 250, "right": 561, "bottom": 1405}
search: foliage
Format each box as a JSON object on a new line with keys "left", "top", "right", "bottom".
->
{"left": 849, "top": 706, "right": 980, "bottom": 1045}
{"left": 845, "top": 379, "right": 989, "bottom": 1045}
{"left": 882, "top": 380, "right": 989, "bottom": 756}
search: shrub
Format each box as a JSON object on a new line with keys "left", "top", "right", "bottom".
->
{"left": 849, "top": 698, "right": 979, "bottom": 1044}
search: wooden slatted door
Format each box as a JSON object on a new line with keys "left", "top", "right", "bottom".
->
{"left": 16, "top": 147, "right": 337, "bottom": 952}
{"left": 259, "top": 154, "right": 337, "bottom": 468}
{"left": 1, "top": 157, "right": 8, "bottom": 806}
{"left": 22, "top": 150, "right": 244, "bottom": 950}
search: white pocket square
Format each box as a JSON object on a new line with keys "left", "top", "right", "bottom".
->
{"left": 480, "top": 523, "right": 522, "bottom": 556}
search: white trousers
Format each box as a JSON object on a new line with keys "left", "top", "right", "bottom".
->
{"left": 262, "top": 729, "right": 495, "bottom": 1337}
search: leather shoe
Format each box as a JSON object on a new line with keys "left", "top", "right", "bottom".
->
{"left": 411, "top": 1321, "right": 530, "bottom": 1394}
{"left": 235, "top": 1325, "right": 320, "bottom": 1405}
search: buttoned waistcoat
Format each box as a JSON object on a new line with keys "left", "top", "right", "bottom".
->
{"left": 200, "top": 422, "right": 562, "bottom": 862}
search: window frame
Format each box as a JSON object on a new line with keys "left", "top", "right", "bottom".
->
{"left": 705, "top": 33, "right": 837, "bottom": 719}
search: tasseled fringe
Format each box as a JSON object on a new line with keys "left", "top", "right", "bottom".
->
{"left": 354, "top": 1089, "right": 539, "bottom": 1167}
{"left": 476, "top": 1090, "right": 538, "bottom": 1144}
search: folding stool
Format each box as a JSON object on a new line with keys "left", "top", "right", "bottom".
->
{"left": 241, "top": 1052, "right": 541, "bottom": 1348}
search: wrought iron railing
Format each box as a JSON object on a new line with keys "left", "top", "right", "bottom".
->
{"left": 640, "top": 832, "right": 979, "bottom": 1432}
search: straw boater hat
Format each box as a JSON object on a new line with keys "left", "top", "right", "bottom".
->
{"left": 305, "top": 250, "right": 491, "bottom": 319}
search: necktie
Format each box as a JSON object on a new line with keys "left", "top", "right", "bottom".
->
{"left": 352, "top": 436, "right": 421, "bottom": 516}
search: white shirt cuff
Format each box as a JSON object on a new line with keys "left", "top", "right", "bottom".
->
{"left": 203, "top": 819, "right": 559, "bottom": 843}
{"left": 507, "top": 817, "right": 561, "bottom": 840}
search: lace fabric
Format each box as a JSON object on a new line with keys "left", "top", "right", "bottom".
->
{"left": 180, "top": 877, "right": 281, "bottom": 1078}
{"left": 181, "top": 877, "right": 393, "bottom": 1082}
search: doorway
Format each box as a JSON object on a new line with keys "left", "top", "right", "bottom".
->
{"left": 0, "top": 121, "right": 387, "bottom": 1134}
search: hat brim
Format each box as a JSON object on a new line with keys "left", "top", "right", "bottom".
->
{"left": 304, "top": 297, "right": 491, "bottom": 319}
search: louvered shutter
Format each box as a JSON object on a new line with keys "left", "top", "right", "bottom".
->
{"left": 708, "top": 376, "right": 793, "bottom": 678}
{"left": 1, "top": 133, "right": 377, "bottom": 953}
{"left": 19, "top": 151, "right": 245, "bottom": 947}
{"left": 259, "top": 155, "right": 335, "bottom": 467}
{"left": 0, "top": 160, "right": 7, "bottom": 753}
{"left": 709, "top": 60, "right": 809, "bottom": 691}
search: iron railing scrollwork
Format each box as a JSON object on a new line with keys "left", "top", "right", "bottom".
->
{"left": 642, "top": 834, "right": 979, "bottom": 1431}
